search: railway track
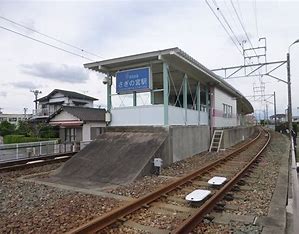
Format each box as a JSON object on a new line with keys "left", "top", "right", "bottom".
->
{"left": 0, "top": 152, "right": 75, "bottom": 172}
{"left": 69, "top": 127, "right": 270, "bottom": 234}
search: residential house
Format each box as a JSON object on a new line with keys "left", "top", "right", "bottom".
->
{"left": 48, "top": 106, "right": 106, "bottom": 144}
{"left": 31, "top": 89, "right": 98, "bottom": 122}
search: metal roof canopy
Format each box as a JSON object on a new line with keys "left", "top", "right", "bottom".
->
{"left": 84, "top": 47, "right": 253, "bottom": 114}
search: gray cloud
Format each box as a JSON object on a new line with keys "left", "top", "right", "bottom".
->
{"left": 10, "top": 81, "right": 38, "bottom": 89}
{"left": 0, "top": 91, "right": 7, "bottom": 97}
{"left": 20, "top": 63, "right": 88, "bottom": 83}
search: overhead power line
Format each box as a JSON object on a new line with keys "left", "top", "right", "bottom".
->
{"left": 253, "top": 0, "right": 260, "bottom": 38}
{"left": 0, "top": 15, "right": 104, "bottom": 59}
{"left": 0, "top": 25, "right": 94, "bottom": 61}
{"left": 211, "top": 0, "right": 243, "bottom": 47}
{"left": 205, "top": 0, "right": 243, "bottom": 56}
{"left": 223, "top": 0, "right": 239, "bottom": 31}
{"left": 230, "top": 0, "right": 258, "bottom": 57}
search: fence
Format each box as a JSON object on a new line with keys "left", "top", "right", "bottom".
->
{"left": 0, "top": 140, "right": 93, "bottom": 163}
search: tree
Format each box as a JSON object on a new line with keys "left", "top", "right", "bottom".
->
{"left": 16, "top": 120, "right": 34, "bottom": 136}
{"left": 37, "top": 123, "right": 59, "bottom": 138}
{"left": 0, "top": 121, "right": 15, "bottom": 136}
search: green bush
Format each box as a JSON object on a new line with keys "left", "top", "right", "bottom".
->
{"left": 38, "top": 124, "right": 59, "bottom": 138}
{"left": 3, "top": 135, "right": 56, "bottom": 144}
{"left": 0, "top": 121, "right": 15, "bottom": 136}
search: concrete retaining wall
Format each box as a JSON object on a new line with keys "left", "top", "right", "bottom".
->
{"left": 106, "top": 125, "right": 210, "bottom": 167}
{"left": 107, "top": 125, "right": 255, "bottom": 166}
{"left": 221, "top": 126, "right": 256, "bottom": 149}
{"left": 168, "top": 125, "right": 210, "bottom": 163}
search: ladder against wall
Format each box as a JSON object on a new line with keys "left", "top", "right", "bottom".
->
{"left": 209, "top": 130, "right": 224, "bottom": 152}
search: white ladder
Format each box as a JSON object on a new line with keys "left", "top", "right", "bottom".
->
{"left": 209, "top": 130, "right": 224, "bottom": 152}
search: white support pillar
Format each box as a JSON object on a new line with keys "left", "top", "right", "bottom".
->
{"left": 197, "top": 82, "right": 201, "bottom": 125}
{"left": 183, "top": 74, "right": 188, "bottom": 125}
{"left": 107, "top": 75, "right": 112, "bottom": 111}
{"left": 163, "top": 63, "right": 169, "bottom": 126}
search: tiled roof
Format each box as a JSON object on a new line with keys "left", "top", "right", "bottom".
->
{"left": 36, "top": 89, "right": 98, "bottom": 102}
{"left": 49, "top": 106, "right": 106, "bottom": 122}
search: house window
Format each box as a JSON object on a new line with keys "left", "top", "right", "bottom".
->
{"left": 65, "top": 128, "right": 76, "bottom": 142}
{"left": 90, "top": 127, "right": 104, "bottom": 140}
{"left": 9, "top": 117, "right": 17, "bottom": 122}
{"left": 223, "top": 104, "right": 233, "bottom": 118}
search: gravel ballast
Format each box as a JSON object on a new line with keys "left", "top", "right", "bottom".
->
{"left": 0, "top": 163, "right": 121, "bottom": 233}
{"left": 0, "top": 130, "right": 289, "bottom": 233}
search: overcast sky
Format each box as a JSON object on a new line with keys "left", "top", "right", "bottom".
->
{"left": 0, "top": 0, "right": 298, "bottom": 118}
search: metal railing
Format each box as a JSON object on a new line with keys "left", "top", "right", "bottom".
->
{"left": 32, "top": 108, "right": 51, "bottom": 116}
{"left": 0, "top": 140, "right": 93, "bottom": 163}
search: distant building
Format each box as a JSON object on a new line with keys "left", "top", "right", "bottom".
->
{"left": 31, "top": 89, "right": 98, "bottom": 122}
{"left": 269, "top": 114, "right": 286, "bottom": 123}
{"left": 48, "top": 106, "right": 106, "bottom": 143}
{"left": 293, "top": 116, "right": 299, "bottom": 123}
{"left": 0, "top": 113, "right": 31, "bottom": 125}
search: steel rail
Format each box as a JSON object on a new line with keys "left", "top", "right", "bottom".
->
{"left": 0, "top": 152, "right": 75, "bottom": 168}
{"left": 172, "top": 129, "right": 271, "bottom": 233}
{"left": 69, "top": 128, "right": 262, "bottom": 234}
{"left": 0, "top": 153, "right": 75, "bottom": 172}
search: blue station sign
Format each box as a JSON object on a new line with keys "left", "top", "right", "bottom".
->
{"left": 116, "top": 67, "right": 152, "bottom": 94}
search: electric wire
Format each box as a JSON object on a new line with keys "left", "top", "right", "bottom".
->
{"left": 223, "top": 0, "right": 239, "bottom": 33}
{"left": 210, "top": 0, "right": 257, "bottom": 70}
{"left": 0, "top": 15, "right": 104, "bottom": 59}
{"left": 206, "top": 0, "right": 254, "bottom": 71}
{"left": 205, "top": 0, "right": 243, "bottom": 56}
{"left": 253, "top": 0, "right": 259, "bottom": 38}
{"left": 211, "top": 0, "right": 243, "bottom": 48}
{"left": 230, "top": 0, "right": 258, "bottom": 57}
{"left": 0, "top": 25, "right": 94, "bottom": 61}
{"left": 234, "top": 0, "right": 264, "bottom": 114}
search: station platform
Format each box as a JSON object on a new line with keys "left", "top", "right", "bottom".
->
{"left": 286, "top": 137, "right": 299, "bottom": 234}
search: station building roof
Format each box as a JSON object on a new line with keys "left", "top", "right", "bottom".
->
{"left": 84, "top": 47, "right": 253, "bottom": 114}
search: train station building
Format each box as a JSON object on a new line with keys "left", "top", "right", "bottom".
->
{"left": 84, "top": 47, "right": 253, "bottom": 128}
{"left": 53, "top": 48, "right": 255, "bottom": 185}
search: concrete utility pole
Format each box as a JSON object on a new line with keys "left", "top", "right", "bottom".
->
{"left": 287, "top": 52, "right": 293, "bottom": 134}
{"left": 30, "top": 90, "right": 42, "bottom": 111}
{"left": 287, "top": 39, "right": 299, "bottom": 136}
{"left": 274, "top": 92, "right": 277, "bottom": 129}
{"left": 24, "top": 108, "right": 28, "bottom": 119}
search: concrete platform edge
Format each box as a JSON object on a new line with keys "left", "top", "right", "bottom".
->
{"left": 261, "top": 138, "right": 290, "bottom": 234}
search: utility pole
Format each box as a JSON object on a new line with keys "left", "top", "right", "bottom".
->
{"left": 274, "top": 92, "right": 277, "bottom": 130}
{"left": 287, "top": 53, "right": 293, "bottom": 134}
{"left": 266, "top": 103, "right": 268, "bottom": 125}
{"left": 24, "top": 108, "right": 28, "bottom": 119}
{"left": 30, "top": 90, "right": 42, "bottom": 112}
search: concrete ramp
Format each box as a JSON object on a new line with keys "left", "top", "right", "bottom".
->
{"left": 53, "top": 131, "right": 167, "bottom": 185}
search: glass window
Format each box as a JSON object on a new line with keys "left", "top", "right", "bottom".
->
{"left": 223, "top": 104, "right": 233, "bottom": 118}
{"left": 65, "top": 128, "right": 76, "bottom": 142}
